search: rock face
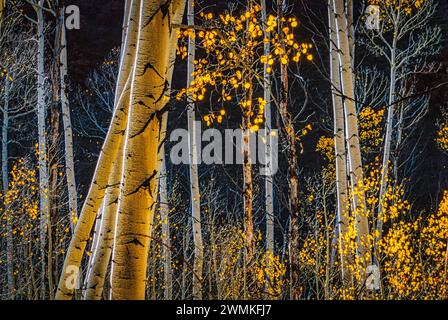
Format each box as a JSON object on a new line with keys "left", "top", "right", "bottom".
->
{"left": 67, "top": 0, "right": 123, "bottom": 84}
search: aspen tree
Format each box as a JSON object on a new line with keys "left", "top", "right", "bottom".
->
{"left": 1, "top": 15, "right": 37, "bottom": 299}
{"left": 59, "top": 8, "right": 78, "bottom": 233}
{"left": 109, "top": 0, "right": 186, "bottom": 300}
{"left": 333, "top": 0, "right": 370, "bottom": 271}
{"left": 186, "top": 0, "right": 204, "bottom": 300}
{"left": 364, "top": 0, "right": 441, "bottom": 239}
{"left": 242, "top": 0, "right": 255, "bottom": 270}
{"left": 56, "top": 0, "right": 140, "bottom": 299}
{"left": 261, "top": 0, "right": 274, "bottom": 255}
{"left": 83, "top": 140, "right": 124, "bottom": 300}
{"left": 35, "top": 0, "right": 51, "bottom": 299}
{"left": 159, "top": 148, "right": 172, "bottom": 300}
{"left": 2, "top": 73, "right": 14, "bottom": 299}
{"left": 276, "top": 0, "right": 301, "bottom": 300}
{"left": 328, "top": 0, "right": 351, "bottom": 291}
{"left": 58, "top": 0, "right": 186, "bottom": 300}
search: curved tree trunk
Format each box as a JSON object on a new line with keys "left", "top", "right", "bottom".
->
{"left": 60, "top": 9, "right": 78, "bottom": 233}
{"left": 56, "top": 0, "right": 140, "bottom": 299}
{"left": 83, "top": 138, "right": 124, "bottom": 300}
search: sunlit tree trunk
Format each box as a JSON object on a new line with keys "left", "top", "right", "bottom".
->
{"left": 328, "top": 0, "right": 351, "bottom": 292}
{"left": 333, "top": 0, "right": 370, "bottom": 270}
{"left": 0, "top": 0, "right": 5, "bottom": 20}
{"left": 186, "top": 0, "right": 203, "bottom": 300}
{"left": 83, "top": 139, "right": 124, "bottom": 300}
{"left": 57, "top": 0, "right": 186, "bottom": 300}
{"left": 110, "top": 0, "right": 186, "bottom": 300}
{"left": 60, "top": 9, "right": 78, "bottom": 233}
{"left": 56, "top": 0, "right": 139, "bottom": 299}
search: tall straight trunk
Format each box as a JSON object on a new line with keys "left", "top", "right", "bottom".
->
{"left": 110, "top": 0, "right": 186, "bottom": 300}
{"left": 328, "top": 0, "right": 351, "bottom": 291}
{"left": 48, "top": 7, "right": 64, "bottom": 300}
{"left": 2, "top": 76, "right": 15, "bottom": 299}
{"left": 242, "top": 91, "right": 254, "bottom": 267}
{"left": 36, "top": 0, "right": 50, "bottom": 299}
{"left": 333, "top": 0, "right": 370, "bottom": 269}
{"left": 242, "top": 4, "right": 255, "bottom": 273}
{"left": 376, "top": 34, "right": 398, "bottom": 239}
{"left": 261, "top": 0, "right": 274, "bottom": 255}
{"left": 276, "top": 0, "right": 300, "bottom": 300}
{"left": 186, "top": 0, "right": 203, "bottom": 300}
{"left": 60, "top": 9, "right": 78, "bottom": 233}
{"left": 159, "top": 149, "right": 172, "bottom": 300}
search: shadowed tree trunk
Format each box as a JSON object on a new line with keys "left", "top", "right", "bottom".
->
{"left": 276, "top": 0, "right": 300, "bottom": 300}
{"left": 2, "top": 74, "right": 15, "bottom": 299}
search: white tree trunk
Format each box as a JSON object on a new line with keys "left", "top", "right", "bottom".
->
{"left": 329, "top": 0, "right": 351, "bottom": 290}
{"left": 186, "top": 0, "right": 204, "bottom": 300}
{"left": 60, "top": 9, "right": 78, "bottom": 233}
{"left": 159, "top": 149, "right": 173, "bottom": 300}
{"left": 36, "top": 0, "right": 50, "bottom": 299}
{"left": 333, "top": 0, "right": 370, "bottom": 268}
{"left": 261, "top": 0, "right": 274, "bottom": 256}
{"left": 377, "top": 40, "right": 397, "bottom": 238}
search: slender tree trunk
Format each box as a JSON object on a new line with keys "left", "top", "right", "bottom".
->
{"left": 83, "top": 139, "right": 124, "bottom": 300}
{"left": 60, "top": 9, "right": 78, "bottom": 233}
{"left": 333, "top": 0, "right": 370, "bottom": 269}
{"left": 242, "top": 92, "right": 254, "bottom": 265}
{"left": 36, "top": 0, "right": 50, "bottom": 299}
{"left": 261, "top": 0, "right": 274, "bottom": 255}
{"left": 47, "top": 7, "right": 64, "bottom": 300}
{"left": 276, "top": 0, "right": 300, "bottom": 300}
{"left": 329, "top": 0, "right": 351, "bottom": 292}
{"left": 2, "top": 76, "right": 15, "bottom": 299}
{"left": 376, "top": 38, "right": 397, "bottom": 238}
{"left": 186, "top": 0, "right": 203, "bottom": 300}
{"left": 159, "top": 150, "right": 172, "bottom": 300}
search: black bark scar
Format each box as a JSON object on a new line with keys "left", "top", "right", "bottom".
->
{"left": 125, "top": 170, "right": 158, "bottom": 198}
